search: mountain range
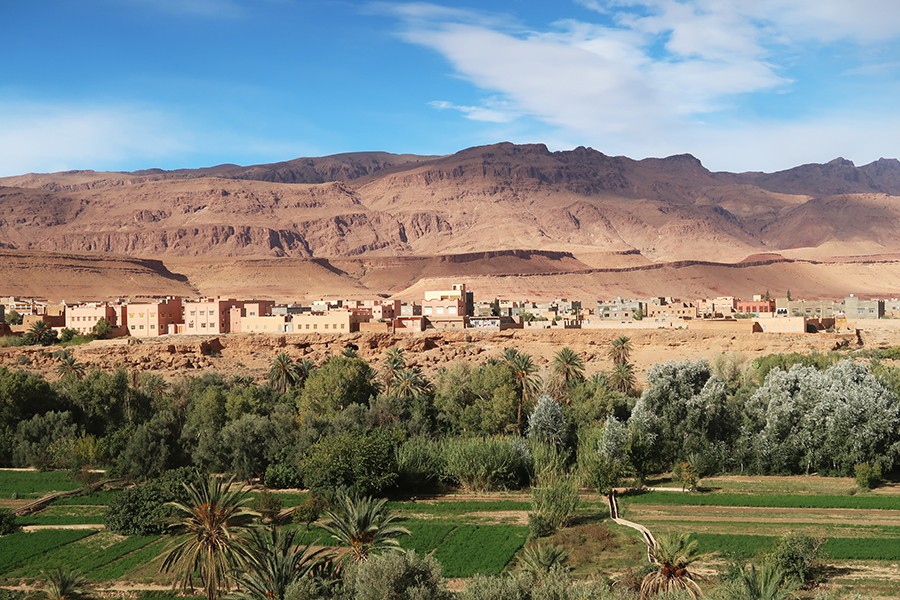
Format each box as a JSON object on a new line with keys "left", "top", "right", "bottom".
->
{"left": 2, "top": 142, "right": 899, "bottom": 301}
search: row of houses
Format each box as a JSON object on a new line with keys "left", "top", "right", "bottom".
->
{"left": 1, "top": 288, "right": 897, "bottom": 339}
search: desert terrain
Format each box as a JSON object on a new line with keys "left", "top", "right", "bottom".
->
{"left": 1, "top": 142, "right": 899, "bottom": 301}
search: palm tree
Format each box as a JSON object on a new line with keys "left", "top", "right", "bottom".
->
{"left": 295, "top": 359, "right": 315, "bottom": 387}
{"left": 609, "top": 362, "right": 636, "bottom": 395}
{"left": 381, "top": 348, "right": 406, "bottom": 394}
{"left": 640, "top": 533, "right": 705, "bottom": 600}
{"left": 517, "top": 543, "right": 569, "bottom": 578}
{"left": 317, "top": 493, "right": 410, "bottom": 563}
{"left": 56, "top": 353, "right": 85, "bottom": 381}
{"left": 550, "top": 347, "right": 584, "bottom": 402}
{"left": 608, "top": 336, "right": 632, "bottom": 367}
{"left": 161, "top": 475, "right": 260, "bottom": 600}
{"left": 391, "top": 367, "right": 430, "bottom": 402}
{"left": 26, "top": 320, "right": 55, "bottom": 346}
{"left": 268, "top": 353, "right": 300, "bottom": 394}
{"left": 43, "top": 567, "right": 88, "bottom": 600}
{"left": 506, "top": 351, "right": 542, "bottom": 436}
{"left": 229, "top": 526, "right": 325, "bottom": 600}
{"left": 734, "top": 562, "right": 800, "bottom": 600}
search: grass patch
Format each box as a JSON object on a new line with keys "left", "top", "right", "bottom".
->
{"left": 389, "top": 500, "right": 530, "bottom": 516}
{"left": 0, "top": 530, "right": 97, "bottom": 575}
{"left": 88, "top": 536, "right": 171, "bottom": 581}
{"left": 621, "top": 492, "right": 900, "bottom": 511}
{"left": 398, "top": 520, "right": 458, "bottom": 555}
{"left": 5, "top": 533, "right": 158, "bottom": 578}
{"left": 694, "top": 533, "right": 900, "bottom": 561}
{"left": 54, "top": 490, "right": 120, "bottom": 506}
{"left": 432, "top": 525, "right": 528, "bottom": 577}
{"left": 0, "top": 470, "right": 79, "bottom": 499}
{"left": 17, "top": 504, "right": 106, "bottom": 526}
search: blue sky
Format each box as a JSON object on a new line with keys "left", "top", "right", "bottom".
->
{"left": 2, "top": 0, "right": 899, "bottom": 175}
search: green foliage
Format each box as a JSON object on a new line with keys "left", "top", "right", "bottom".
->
{"left": 300, "top": 429, "right": 398, "bottom": 498}
{"left": 91, "top": 317, "right": 113, "bottom": 339}
{"left": 6, "top": 310, "right": 23, "bottom": 325}
{"left": 256, "top": 490, "right": 283, "bottom": 522}
{"left": 318, "top": 493, "right": 410, "bottom": 563}
{"left": 114, "top": 410, "right": 183, "bottom": 480}
{"left": 641, "top": 533, "right": 705, "bottom": 599}
{"left": 13, "top": 411, "right": 78, "bottom": 469}
{"left": 266, "top": 462, "right": 304, "bottom": 489}
{"left": 230, "top": 527, "right": 325, "bottom": 600}
{"left": 293, "top": 494, "right": 325, "bottom": 529}
{"left": 345, "top": 550, "right": 451, "bottom": 600}
{"left": 58, "top": 328, "right": 78, "bottom": 343}
{"left": 767, "top": 531, "right": 824, "bottom": 584}
{"left": 0, "top": 507, "right": 19, "bottom": 535}
{"left": 4, "top": 534, "right": 156, "bottom": 577}
{"left": 42, "top": 566, "right": 89, "bottom": 600}
{"left": 529, "top": 463, "right": 579, "bottom": 538}
{"left": 673, "top": 461, "right": 700, "bottom": 492}
{"left": 853, "top": 462, "right": 882, "bottom": 489}
{"left": 526, "top": 395, "right": 568, "bottom": 447}
{"left": 433, "top": 361, "right": 519, "bottom": 435}
{"left": 297, "top": 355, "right": 378, "bottom": 416}
{"left": 395, "top": 437, "right": 445, "bottom": 493}
{"left": 162, "top": 475, "right": 260, "bottom": 600}
{"left": 104, "top": 468, "right": 201, "bottom": 535}
{"left": 713, "top": 562, "right": 800, "bottom": 600}
{"left": 578, "top": 419, "right": 629, "bottom": 494}
{"left": 442, "top": 436, "right": 532, "bottom": 491}
{"left": 516, "top": 543, "right": 569, "bottom": 577}
{"left": 25, "top": 320, "right": 58, "bottom": 346}
{"left": 750, "top": 352, "right": 838, "bottom": 383}
{"left": 87, "top": 537, "right": 169, "bottom": 580}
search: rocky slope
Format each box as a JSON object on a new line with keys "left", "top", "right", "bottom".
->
{"left": 1, "top": 142, "right": 899, "bottom": 299}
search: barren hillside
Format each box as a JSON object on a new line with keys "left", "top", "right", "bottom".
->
{"left": 2, "top": 142, "right": 899, "bottom": 299}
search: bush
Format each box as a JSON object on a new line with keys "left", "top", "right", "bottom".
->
{"left": 256, "top": 490, "right": 283, "bottom": 522}
{"left": 58, "top": 329, "right": 78, "bottom": 343}
{"left": 443, "top": 437, "right": 532, "bottom": 491}
{"left": 105, "top": 467, "right": 201, "bottom": 535}
{"left": 854, "top": 462, "right": 882, "bottom": 489}
{"left": 0, "top": 507, "right": 19, "bottom": 535}
{"left": 529, "top": 470, "right": 579, "bottom": 538}
{"left": 293, "top": 494, "right": 325, "bottom": 529}
{"left": 285, "top": 578, "right": 337, "bottom": 600}
{"left": 396, "top": 437, "right": 445, "bottom": 493}
{"left": 767, "top": 531, "right": 825, "bottom": 584}
{"left": 265, "top": 462, "right": 303, "bottom": 489}
{"left": 300, "top": 429, "right": 398, "bottom": 498}
{"left": 345, "top": 550, "right": 451, "bottom": 600}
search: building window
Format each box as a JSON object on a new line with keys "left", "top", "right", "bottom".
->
{"left": 139, "top": 325, "right": 144, "bottom": 330}
{"left": 341, "top": 323, "right": 346, "bottom": 329}
{"left": 130, "top": 325, "right": 135, "bottom": 330}
{"left": 201, "top": 323, "right": 206, "bottom": 328}
{"left": 324, "top": 324, "right": 329, "bottom": 329}
{"left": 150, "top": 324, "right": 156, "bottom": 329}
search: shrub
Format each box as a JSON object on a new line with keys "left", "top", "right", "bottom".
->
{"left": 767, "top": 531, "right": 825, "bottom": 584}
{"left": 673, "top": 461, "right": 700, "bottom": 492}
{"left": 284, "top": 578, "right": 337, "bottom": 600}
{"left": 58, "top": 329, "right": 78, "bottom": 343}
{"left": 255, "top": 490, "right": 283, "bottom": 522}
{"left": 395, "top": 437, "right": 445, "bottom": 493}
{"left": 854, "top": 462, "right": 882, "bottom": 489}
{"left": 104, "top": 467, "right": 201, "bottom": 535}
{"left": 526, "top": 395, "right": 568, "bottom": 447}
{"left": 300, "top": 429, "right": 399, "bottom": 498}
{"left": 345, "top": 550, "right": 451, "bottom": 600}
{"left": 443, "top": 436, "right": 532, "bottom": 491}
{"left": 456, "top": 573, "right": 533, "bottom": 600}
{"left": 293, "top": 494, "right": 325, "bottom": 529}
{"left": 529, "top": 470, "right": 579, "bottom": 538}
{"left": 0, "top": 507, "right": 19, "bottom": 535}
{"left": 265, "top": 462, "right": 303, "bottom": 489}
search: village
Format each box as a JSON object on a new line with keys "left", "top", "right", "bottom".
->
{"left": 1, "top": 284, "right": 897, "bottom": 341}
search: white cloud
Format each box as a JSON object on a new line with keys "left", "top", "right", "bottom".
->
{"left": 0, "top": 102, "right": 188, "bottom": 176}
{"left": 384, "top": 1, "right": 900, "bottom": 171}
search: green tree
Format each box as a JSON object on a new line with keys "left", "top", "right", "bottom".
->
{"left": 318, "top": 493, "right": 410, "bottom": 563}
{"left": 640, "top": 533, "right": 705, "bottom": 599}
{"left": 608, "top": 362, "right": 636, "bottom": 395}
{"left": 550, "top": 347, "right": 584, "bottom": 402}
{"left": 300, "top": 430, "right": 398, "bottom": 498}
{"left": 347, "top": 550, "right": 450, "bottom": 600}
{"left": 381, "top": 348, "right": 406, "bottom": 395}
{"left": 6, "top": 310, "right": 22, "bottom": 325}
{"left": 297, "top": 356, "right": 378, "bottom": 416}
{"left": 506, "top": 351, "right": 542, "bottom": 436}
{"left": 229, "top": 526, "right": 324, "bottom": 600}
{"left": 767, "top": 531, "right": 824, "bottom": 585}
{"left": 161, "top": 475, "right": 260, "bottom": 600}
{"left": 56, "top": 352, "right": 85, "bottom": 381}
{"left": 269, "top": 353, "right": 301, "bottom": 395}
{"left": 607, "top": 336, "right": 632, "bottom": 367}
{"left": 25, "top": 320, "right": 57, "bottom": 346}
{"left": 58, "top": 328, "right": 78, "bottom": 343}
{"left": 433, "top": 361, "right": 518, "bottom": 435}
{"left": 42, "top": 567, "right": 89, "bottom": 600}
{"left": 92, "top": 317, "right": 113, "bottom": 339}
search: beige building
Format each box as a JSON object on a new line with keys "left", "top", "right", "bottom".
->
{"left": 183, "top": 298, "right": 248, "bottom": 334}
{"left": 66, "top": 302, "right": 126, "bottom": 335}
{"left": 648, "top": 301, "right": 697, "bottom": 319}
{"left": 127, "top": 298, "right": 183, "bottom": 337}
{"left": 241, "top": 314, "right": 290, "bottom": 334}
{"left": 292, "top": 309, "right": 369, "bottom": 334}
{"left": 423, "top": 283, "right": 470, "bottom": 329}
{"left": 229, "top": 301, "right": 276, "bottom": 333}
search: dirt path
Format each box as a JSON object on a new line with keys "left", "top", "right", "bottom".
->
{"left": 21, "top": 524, "right": 105, "bottom": 531}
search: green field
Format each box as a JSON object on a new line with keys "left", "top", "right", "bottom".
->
{"left": 0, "top": 530, "right": 97, "bottom": 575}
{"left": 0, "top": 470, "right": 80, "bottom": 499}
{"left": 621, "top": 491, "right": 900, "bottom": 511}
{"left": 432, "top": 524, "right": 529, "bottom": 577}
{"left": 695, "top": 533, "right": 900, "bottom": 561}
{"left": 17, "top": 504, "right": 107, "bottom": 526}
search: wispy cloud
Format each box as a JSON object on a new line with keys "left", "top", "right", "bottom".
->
{"left": 0, "top": 101, "right": 188, "bottom": 176}
{"left": 383, "top": 1, "right": 900, "bottom": 170}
